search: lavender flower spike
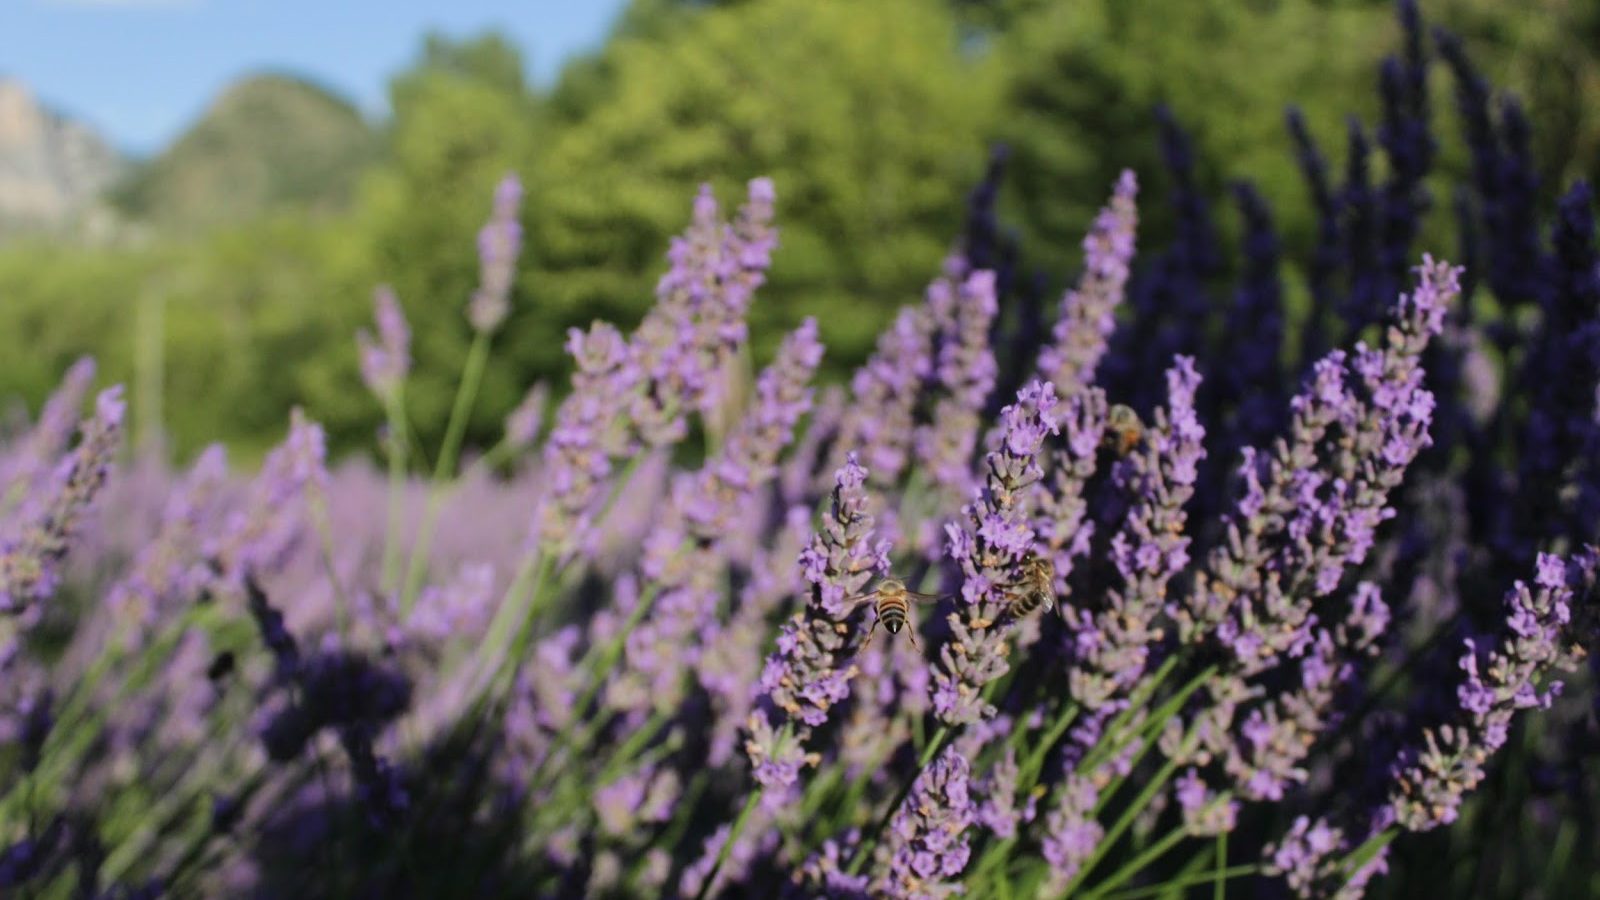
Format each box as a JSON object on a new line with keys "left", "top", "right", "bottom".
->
{"left": 1187, "top": 256, "right": 1461, "bottom": 672}
{"left": 915, "top": 269, "right": 1000, "bottom": 502}
{"left": 468, "top": 173, "right": 523, "bottom": 333}
{"left": 357, "top": 285, "right": 410, "bottom": 401}
{"left": 748, "top": 454, "right": 888, "bottom": 790}
{"left": 1037, "top": 170, "right": 1139, "bottom": 397}
{"left": 934, "top": 379, "right": 1062, "bottom": 726}
{"left": 1387, "top": 552, "right": 1586, "bottom": 831}
{"left": 0, "top": 386, "right": 124, "bottom": 615}
{"left": 873, "top": 746, "right": 974, "bottom": 898}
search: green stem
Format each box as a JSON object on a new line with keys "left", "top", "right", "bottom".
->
{"left": 1099, "top": 865, "right": 1259, "bottom": 900}
{"left": 1059, "top": 728, "right": 1198, "bottom": 897}
{"left": 698, "top": 791, "right": 760, "bottom": 900}
{"left": 1080, "top": 825, "right": 1190, "bottom": 900}
{"left": 400, "top": 330, "right": 492, "bottom": 615}
{"left": 379, "top": 389, "right": 409, "bottom": 595}
{"left": 1215, "top": 830, "right": 1228, "bottom": 900}
{"left": 695, "top": 726, "right": 789, "bottom": 900}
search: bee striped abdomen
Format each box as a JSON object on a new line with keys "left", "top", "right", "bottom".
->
{"left": 878, "top": 594, "right": 910, "bottom": 633}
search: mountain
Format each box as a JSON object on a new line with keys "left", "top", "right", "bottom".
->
{"left": 0, "top": 78, "right": 126, "bottom": 236}
{"left": 111, "top": 73, "right": 380, "bottom": 230}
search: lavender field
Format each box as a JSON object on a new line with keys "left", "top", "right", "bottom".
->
{"left": 3, "top": 1, "right": 1600, "bottom": 897}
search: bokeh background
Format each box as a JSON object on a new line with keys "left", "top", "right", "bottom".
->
{"left": 3, "top": 0, "right": 1596, "bottom": 465}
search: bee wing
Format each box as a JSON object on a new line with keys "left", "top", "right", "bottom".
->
{"left": 841, "top": 589, "right": 881, "bottom": 610}
{"left": 903, "top": 589, "right": 950, "bottom": 606}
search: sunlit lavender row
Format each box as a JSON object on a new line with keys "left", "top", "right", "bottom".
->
{"left": 3, "top": 2, "right": 1600, "bottom": 897}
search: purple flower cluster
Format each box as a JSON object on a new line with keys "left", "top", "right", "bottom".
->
{"left": 468, "top": 173, "right": 524, "bottom": 334}
{"left": 933, "top": 380, "right": 1061, "bottom": 726}
{"left": 1037, "top": 170, "right": 1139, "bottom": 397}
{"left": 875, "top": 746, "right": 974, "bottom": 898}
{"left": 1386, "top": 553, "right": 1584, "bottom": 831}
{"left": 356, "top": 285, "right": 411, "bottom": 401}
{"left": 750, "top": 454, "right": 888, "bottom": 785}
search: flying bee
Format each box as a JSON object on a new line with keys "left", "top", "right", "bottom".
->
{"left": 1103, "top": 404, "right": 1145, "bottom": 456}
{"left": 1000, "top": 554, "right": 1060, "bottom": 624}
{"left": 848, "top": 577, "right": 946, "bottom": 651}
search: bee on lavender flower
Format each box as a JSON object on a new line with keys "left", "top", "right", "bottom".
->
{"left": 998, "top": 553, "right": 1060, "bottom": 624}
{"left": 1104, "top": 403, "right": 1145, "bottom": 456}
{"left": 849, "top": 577, "right": 946, "bottom": 650}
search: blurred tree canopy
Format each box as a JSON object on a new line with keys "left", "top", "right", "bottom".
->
{"left": 0, "top": 0, "right": 1597, "bottom": 462}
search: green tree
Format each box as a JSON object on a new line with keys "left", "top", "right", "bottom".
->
{"left": 521, "top": 0, "right": 997, "bottom": 381}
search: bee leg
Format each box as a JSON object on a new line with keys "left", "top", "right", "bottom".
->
{"left": 857, "top": 618, "right": 879, "bottom": 655}
{"left": 905, "top": 627, "right": 920, "bottom": 650}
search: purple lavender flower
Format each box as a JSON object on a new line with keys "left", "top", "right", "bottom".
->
{"left": 633, "top": 178, "right": 778, "bottom": 441}
{"left": 874, "top": 746, "right": 974, "bottom": 898}
{"left": 1037, "top": 170, "right": 1139, "bottom": 397}
{"left": 0, "top": 356, "right": 96, "bottom": 508}
{"left": 206, "top": 409, "right": 327, "bottom": 594}
{"left": 915, "top": 269, "right": 999, "bottom": 501}
{"left": 502, "top": 382, "right": 549, "bottom": 452}
{"left": 107, "top": 444, "right": 230, "bottom": 637}
{"left": 356, "top": 285, "right": 410, "bottom": 401}
{"left": 1387, "top": 552, "right": 1585, "bottom": 831}
{"left": 933, "top": 380, "right": 1061, "bottom": 726}
{"left": 530, "top": 323, "right": 640, "bottom": 555}
{"left": 1264, "top": 815, "right": 1388, "bottom": 900}
{"left": 1065, "top": 357, "right": 1204, "bottom": 709}
{"left": 1186, "top": 257, "right": 1461, "bottom": 674}
{"left": 0, "top": 386, "right": 124, "bottom": 615}
{"left": 834, "top": 304, "right": 936, "bottom": 492}
{"left": 468, "top": 174, "right": 524, "bottom": 333}
{"left": 749, "top": 455, "right": 888, "bottom": 783}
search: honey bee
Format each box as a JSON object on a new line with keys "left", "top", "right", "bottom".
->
{"left": 1000, "top": 554, "right": 1060, "bottom": 623}
{"left": 1104, "top": 404, "right": 1145, "bottom": 456}
{"left": 848, "top": 577, "right": 946, "bottom": 650}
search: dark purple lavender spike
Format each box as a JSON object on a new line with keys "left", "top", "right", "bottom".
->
{"left": 1340, "top": 117, "right": 1381, "bottom": 336}
{"left": 1287, "top": 106, "right": 1342, "bottom": 364}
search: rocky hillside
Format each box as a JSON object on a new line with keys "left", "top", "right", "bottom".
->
{"left": 0, "top": 78, "right": 125, "bottom": 235}
{"left": 110, "top": 73, "right": 379, "bottom": 231}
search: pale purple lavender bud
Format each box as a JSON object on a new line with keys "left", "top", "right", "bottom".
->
{"left": 934, "top": 381, "right": 1061, "bottom": 726}
{"left": 795, "top": 838, "right": 872, "bottom": 898}
{"left": 1037, "top": 171, "right": 1139, "bottom": 396}
{"left": 1190, "top": 258, "right": 1460, "bottom": 673}
{"left": 751, "top": 456, "right": 887, "bottom": 761}
{"left": 1041, "top": 772, "right": 1103, "bottom": 889}
{"left": 207, "top": 410, "right": 326, "bottom": 593}
{"left": 835, "top": 304, "right": 937, "bottom": 490}
{"left": 681, "top": 318, "right": 822, "bottom": 543}
{"left": 593, "top": 764, "right": 680, "bottom": 838}
{"left": 1175, "top": 768, "right": 1239, "bottom": 835}
{"left": 1, "top": 357, "right": 95, "bottom": 505}
{"left": 356, "top": 285, "right": 410, "bottom": 401}
{"left": 532, "top": 323, "right": 640, "bottom": 554}
{"left": 635, "top": 179, "right": 777, "bottom": 436}
{"left": 915, "top": 270, "right": 1000, "bottom": 501}
{"left": 0, "top": 386, "right": 124, "bottom": 614}
{"left": 1263, "top": 815, "right": 1387, "bottom": 899}
{"left": 107, "top": 444, "right": 229, "bottom": 634}
{"left": 1035, "top": 387, "right": 1107, "bottom": 601}
{"left": 468, "top": 174, "right": 523, "bottom": 333}
{"left": 680, "top": 803, "right": 782, "bottom": 898}
{"left": 875, "top": 746, "right": 974, "bottom": 898}
{"left": 976, "top": 749, "right": 1028, "bottom": 839}
{"left": 1220, "top": 582, "right": 1388, "bottom": 802}
{"left": 1388, "top": 552, "right": 1584, "bottom": 831}
{"left": 1066, "top": 358, "right": 1203, "bottom": 709}
{"left": 503, "top": 382, "right": 548, "bottom": 451}
{"left": 407, "top": 562, "right": 495, "bottom": 644}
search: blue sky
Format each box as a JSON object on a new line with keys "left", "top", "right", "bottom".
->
{"left": 0, "top": 0, "right": 629, "bottom": 155}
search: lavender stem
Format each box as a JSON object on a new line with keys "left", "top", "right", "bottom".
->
{"left": 400, "top": 329, "right": 492, "bottom": 615}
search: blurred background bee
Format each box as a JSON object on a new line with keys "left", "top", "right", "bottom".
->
{"left": 849, "top": 577, "right": 946, "bottom": 650}
{"left": 1000, "top": 553, "right": 1060, "bottom": 624}
{"left": 1104, "top": 404, "right": 1145, "bottom": 456}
